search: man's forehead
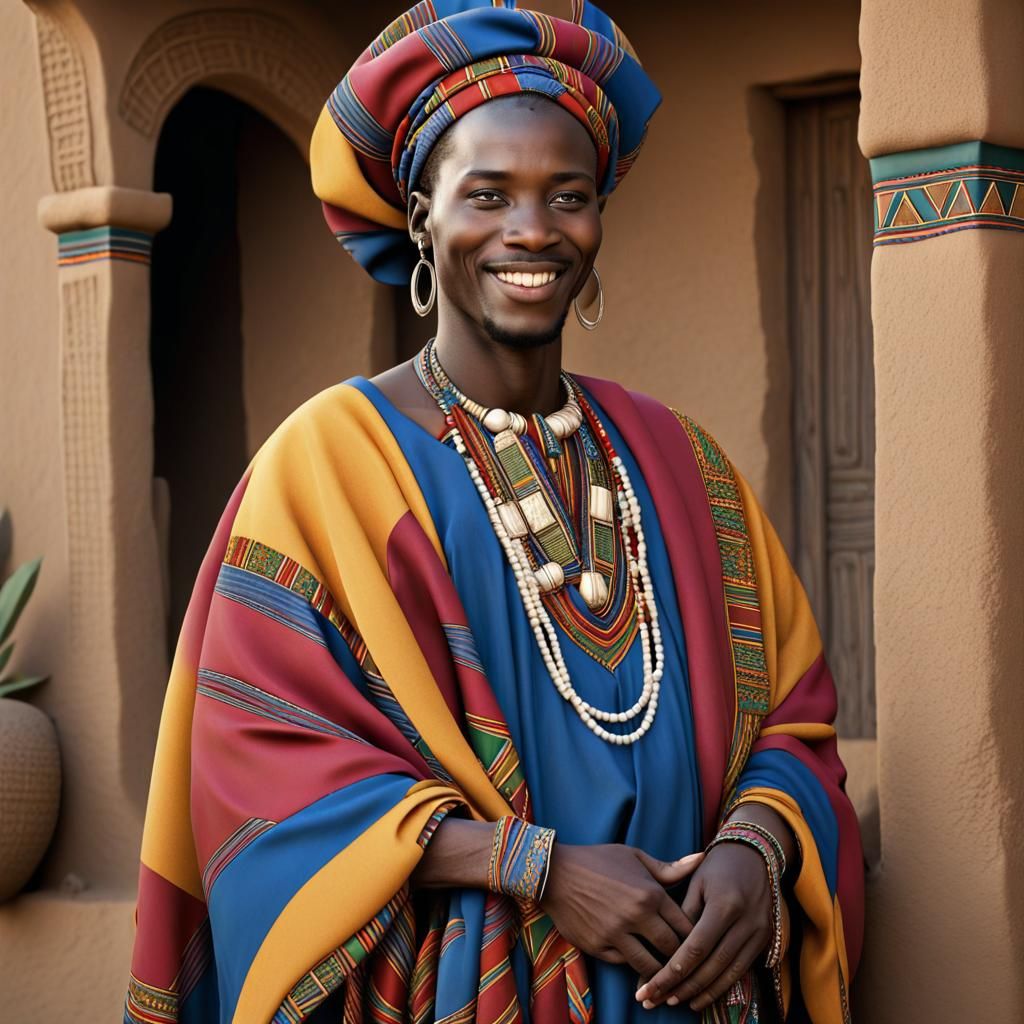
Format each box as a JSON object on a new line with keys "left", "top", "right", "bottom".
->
{"left": 441, "top": 100, "right": 598, "bottom": 175}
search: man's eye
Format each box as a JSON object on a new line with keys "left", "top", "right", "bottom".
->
{"left": 470, "top": 190, "right": 504, "bottom": 202}
{"left": 551, "top": 192, "right": 586, "bottom": 205}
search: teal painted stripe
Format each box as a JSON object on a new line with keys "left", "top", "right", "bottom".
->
{"left": 870, "top": 140, "right": 1024, "bottom": 185}
{"left": 57, "top": 225, "right": 154, "bottom": 265}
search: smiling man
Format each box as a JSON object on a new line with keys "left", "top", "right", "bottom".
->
{"left": 126, "top": 4, "right": 864, "bottom": 1024}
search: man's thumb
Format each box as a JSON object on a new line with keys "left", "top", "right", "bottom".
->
{"left": 640, "top": 850, "right": 704, "bottom": 884}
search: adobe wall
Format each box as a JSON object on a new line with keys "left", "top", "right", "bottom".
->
{"left": 857, "top": 0, "right": 1024, "bottom": 1017}
{"left": 565, "top": 0, "right": 862, "bottom": 545}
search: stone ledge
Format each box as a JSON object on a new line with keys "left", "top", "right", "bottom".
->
{"left": 37, "top": 186, "right": 172, "bottom": 234}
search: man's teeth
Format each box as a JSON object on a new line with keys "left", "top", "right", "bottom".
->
{"left": 494, "top": 270, "right": 558, "bottom": 288}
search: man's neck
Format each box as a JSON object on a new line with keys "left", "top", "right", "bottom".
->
{"left": 433, "top": 306, "right": 565, "bottom": 417}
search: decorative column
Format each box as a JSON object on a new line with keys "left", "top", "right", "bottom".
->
{"left": 37, "top": 186, "right": 172, "bottom": 889}
{"left": 857, "top": 1, "right": 1024, "bottom": 1019}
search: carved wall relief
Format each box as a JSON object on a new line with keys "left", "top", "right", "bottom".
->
{"left": 31, "top": 4, "right": 95, "bottom": 191}
{"left": 118, "top": 9, "right": 337, "bottom": 148}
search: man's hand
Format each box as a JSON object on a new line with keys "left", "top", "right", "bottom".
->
{"left": 539, "top": 844, "right": 703, "bottom": 980}
{"left": 634, "top": 842, "right": 772, "bottom": 1012}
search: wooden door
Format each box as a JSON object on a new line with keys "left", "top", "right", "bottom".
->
{"left": 787, "top": 94, "right": 876, "bottom": 738}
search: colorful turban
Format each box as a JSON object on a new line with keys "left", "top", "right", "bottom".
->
{"left": 310, "top": 0, "right": 661, "bottom": 285}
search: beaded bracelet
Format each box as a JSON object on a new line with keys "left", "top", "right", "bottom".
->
{"left": 723, "top": 819, "right": 787, "bottom": 877}
{"left": 707, "top": 821, "right": 785, "bottom": 968}
{"left": 487, "top": 816, "right": 557, "bottom": 903}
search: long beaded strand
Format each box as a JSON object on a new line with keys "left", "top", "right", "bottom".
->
{"left": 418, "top": 341, "right": 664, "bottom": 745}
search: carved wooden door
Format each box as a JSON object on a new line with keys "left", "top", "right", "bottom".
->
{"left": 787, "top": 94, "right": 876, "bottom": 738}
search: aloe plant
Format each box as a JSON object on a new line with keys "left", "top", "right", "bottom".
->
{"left": 0, "top": 508, "right": 47, "bottom": 698}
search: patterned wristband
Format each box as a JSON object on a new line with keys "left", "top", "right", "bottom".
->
{"left": 487, "top": 816, "right": 557, "bottom": 902}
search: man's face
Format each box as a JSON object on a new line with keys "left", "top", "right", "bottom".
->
{"left": 418, "top": 97, "right": 603, "bottom": 349}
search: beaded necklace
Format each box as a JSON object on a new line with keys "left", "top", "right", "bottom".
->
{"left": 416, "top": 339, "right": 664, "bottom": 745}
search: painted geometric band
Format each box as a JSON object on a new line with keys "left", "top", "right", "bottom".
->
{"left": 57, "top": 226, "right": 153, "bottom": 267}
{"left": 870, "top": 141, "right": 1024, "bottom": 246}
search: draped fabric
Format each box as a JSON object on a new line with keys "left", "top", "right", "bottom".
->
{"left": 309, "top": 0, "right": 661, "bottom": 284}
{"left": 125, "top": 377, "right": 863, "bottom": 1024}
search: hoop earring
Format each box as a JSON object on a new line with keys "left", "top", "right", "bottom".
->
{"left": 574, "top": 266, "right": 604, "bottom": 330}
{"left": 411, "top": 238, "right": 436, "bottom": 317}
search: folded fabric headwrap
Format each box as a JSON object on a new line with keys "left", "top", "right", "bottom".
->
{"left": 310, "top": 0, "right": 662, "bottom": 285}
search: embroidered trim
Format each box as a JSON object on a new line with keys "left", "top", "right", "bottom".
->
{"left": 202, "top": 817, "right": 276, "bottom": 897}
{"left": 221, "top": 537, "right": 450, "bottom": 780}
{"left": 487, "top": 815, "right": 556, "bottom": 902}
{"left": 271, "top": 891, "right": 410, "bottom": 1023}
{"left": 673, "top": 413, "right": 770, "bottom": 808}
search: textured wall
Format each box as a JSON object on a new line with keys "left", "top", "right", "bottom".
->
{"left": 859, "top": 0, "right": 1024, "bottom": 155}
{"left": 857, "top": 229, "right": 1024, "bottom": 1020}
{"left": 857, "top": 0, "right": 1024, "bottom": 1016}
{"left": 563, "top": 0, "right": 861, "bottom": 544}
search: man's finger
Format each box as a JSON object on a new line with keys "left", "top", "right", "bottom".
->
{"left": 652, "top": 924, "right": 752, "bottom": 1009}
{"left": 640, "top": 914, "right": 686, "bottom": 960}
{"left": 684, "top": 931, "right": 765, "bottom": 1012}
{"left": 616, "top": 935, "right": 663, "bottom": 980}
{"left": 659, "top": 893, "right": 694, "bottom": 940}
{"left": 635, "top": 906, "right": 732, "bottom": 1005}
{"left": 681, "top": 872, "right": 705, "bottom": 926}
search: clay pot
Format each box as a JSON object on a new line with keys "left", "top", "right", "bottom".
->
{"left": 0, "top": 698, "right": 61, "bottom": 901}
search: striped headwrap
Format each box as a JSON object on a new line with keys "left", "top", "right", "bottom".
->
{"left": 310, "top": 0, "right": 661, "bottom": 285}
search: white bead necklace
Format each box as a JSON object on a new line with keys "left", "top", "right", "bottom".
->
{"left": 419, "top": 343, "right": 665, "bottom": 745}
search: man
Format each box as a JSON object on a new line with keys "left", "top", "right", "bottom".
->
{"left": 126, "top": 4, "right": 863, "bottom": 1022}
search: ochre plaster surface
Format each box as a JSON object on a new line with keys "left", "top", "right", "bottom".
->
{"left": 563, "top": 0, "right": 861, "bottom": 547}
{"left": 859, "top": 0, "right": 1024, "bottom": 156}
{"left": 0, "top": 892, "right": 136, "bottom": 1014}
{"left": 856, "top": 229, "right": 1024, "bottom": 1021}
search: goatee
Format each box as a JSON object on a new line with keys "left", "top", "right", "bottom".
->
{"left": 482, "top": 309, "right": 567, "bottom": 351}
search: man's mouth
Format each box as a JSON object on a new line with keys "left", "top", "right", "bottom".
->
{"left": 492, "top": 269, "right": 560, "bottom": 289}
{"left": 483, "top": 263, "right": 568, "bottom": 302}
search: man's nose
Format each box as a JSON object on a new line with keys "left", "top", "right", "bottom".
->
{"left": 501, "top": 202, "right": 561, "bottom": 251}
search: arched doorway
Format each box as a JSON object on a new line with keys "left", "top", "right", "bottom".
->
{"left": 150, "top": 86, "right": 382, "bottom": 651}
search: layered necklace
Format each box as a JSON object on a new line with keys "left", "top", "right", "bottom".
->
{"left": 416, "top": 339, "right": 664, "bottom": 745}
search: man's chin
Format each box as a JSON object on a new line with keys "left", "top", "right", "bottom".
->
{"left": 482, "top": 310, "right": 568, "bottom": 351}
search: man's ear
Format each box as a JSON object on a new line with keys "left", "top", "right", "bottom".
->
{"left": 408, "top": 190, "right": 432, "bottom": 247}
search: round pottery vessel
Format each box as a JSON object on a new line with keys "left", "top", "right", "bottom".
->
{"left": 0, "top": 699, "right": 61, "bottom": 902}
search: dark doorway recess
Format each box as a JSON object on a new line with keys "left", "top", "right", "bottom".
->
{"left": 150, "top": 87, "right": 253, "bottom": 654}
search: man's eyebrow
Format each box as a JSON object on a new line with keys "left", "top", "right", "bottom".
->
{"left": 460, "top": 169, "right": 596, "bottom": 184}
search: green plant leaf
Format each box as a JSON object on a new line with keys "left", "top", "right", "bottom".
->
{"left": 0, "top": 508, "right": 11, "bottom": 576}
{"left": 0, "top": 642, "right": 12, "bottom": 675}
{"left": 0, "top": 674, "right": 47, "bottom": 698}
{"left": 0, "top": 556, "right": 42, "bottom": 647}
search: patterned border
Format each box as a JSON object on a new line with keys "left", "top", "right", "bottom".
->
{"left": 58, "top": 226, "right": 154, "bottom": 266}
{"left": 870, "top": 140, "right": 1024, "bottom": 246}
{"left": 673, "top": 413, "right": 770, "bottom": 808}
